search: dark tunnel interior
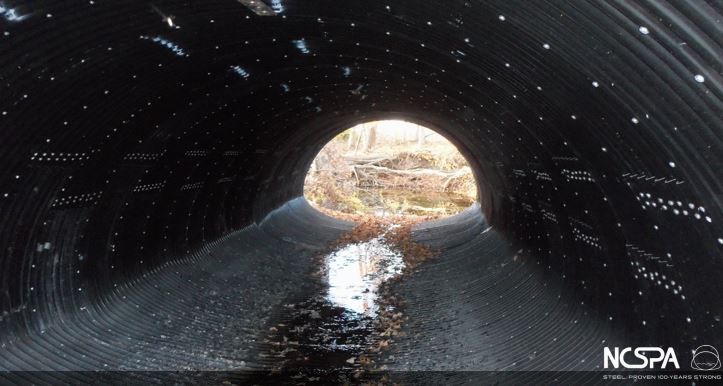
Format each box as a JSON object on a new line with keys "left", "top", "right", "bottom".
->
{"left": 0, "top": 0, "right": 721, "bottom": 383}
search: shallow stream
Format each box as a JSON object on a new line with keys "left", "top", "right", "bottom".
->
{"left": 248, "top": 226, "right": 405, "bottom": 382}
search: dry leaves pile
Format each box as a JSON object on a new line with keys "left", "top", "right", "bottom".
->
{"left": 326, "top": 214, "right": 436, "bottom": 271}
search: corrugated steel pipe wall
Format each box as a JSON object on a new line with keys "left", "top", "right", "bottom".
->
{"left": 0, "top": 0, "right": 720, "bottom": 379}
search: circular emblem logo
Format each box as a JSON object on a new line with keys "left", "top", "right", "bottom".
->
{"left": 691, "top": 345, "right": 721, "bottom": 371}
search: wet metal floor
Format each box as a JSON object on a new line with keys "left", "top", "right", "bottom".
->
{"left": 0, "top": 199, "right": 627, "bottom": 385}
{"left": 246, "top": 225, "right": 406, "bottom": 383}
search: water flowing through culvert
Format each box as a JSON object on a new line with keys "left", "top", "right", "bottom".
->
{"left": 242, "top": 222, "right": 426, "bottom": 383}
{"left": 326, "top": 225, "right": 404, "bottom": 316}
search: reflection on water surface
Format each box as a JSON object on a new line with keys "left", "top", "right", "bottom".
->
{"left": 325, "top": 227, "right": 404, "bottom": 315}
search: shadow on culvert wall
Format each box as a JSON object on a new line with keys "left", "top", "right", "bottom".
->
{"left": 0, "top": 0, "right": 721, "bottom": 383}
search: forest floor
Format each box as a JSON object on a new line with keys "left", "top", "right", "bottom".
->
{"left": 304, "top": 139, "right": 477, "bottom": 218}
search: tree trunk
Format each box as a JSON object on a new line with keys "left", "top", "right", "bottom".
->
{"left": 365, "top": 125, "right": 376, "bottom": 152}
{"left": 346, "top": 128, "right": 356, "bottom": 149}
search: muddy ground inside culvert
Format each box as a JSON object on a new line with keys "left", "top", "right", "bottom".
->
{"left": 230, "top": 217, "right": 434, "bottom": 384}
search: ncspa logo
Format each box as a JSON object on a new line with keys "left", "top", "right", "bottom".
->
{"left": 691, "top": 345, "right": 721, "bottom": 371}
{"left": 604, "top": 347, "right": 680, "bottom": 369}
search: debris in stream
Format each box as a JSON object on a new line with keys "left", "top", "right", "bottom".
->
{"left": 240, "top": 216, "right": 435, "bottom": 384}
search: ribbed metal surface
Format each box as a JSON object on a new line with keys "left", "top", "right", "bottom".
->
{"left": 0, "top": 199, "right": 350, "bottom": 378}
{"left": 0, "top": 0, "right": 721, "bottom": 380}
{"left": 388, "top": 206, "right": 625, "bottom": 371}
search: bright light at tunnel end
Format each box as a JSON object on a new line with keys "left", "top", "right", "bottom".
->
{"left": 304, "top": 119, "right": 478, "bottom": 219}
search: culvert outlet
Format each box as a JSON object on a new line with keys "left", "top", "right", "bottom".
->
{"left": 0, "top": 0, "right": 721, "bottom": 384}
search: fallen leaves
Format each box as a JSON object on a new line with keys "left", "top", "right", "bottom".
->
{"left": 254, "top": 213, "right": 436, "bottom": 383}
{"left": 328, "top": 214, "right": 437, "bottom": 381}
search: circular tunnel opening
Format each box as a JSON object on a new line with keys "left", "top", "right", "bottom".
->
{"left": 0, "top": 0, "right": 721, "bottom": 383}
{"left": 303, "top": 120, "right": 479, "bottom": 219}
